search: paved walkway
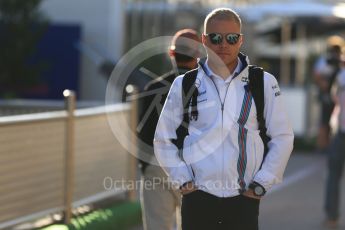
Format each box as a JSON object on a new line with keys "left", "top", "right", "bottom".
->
{"left": 260, "top": 152, "right": 345, "bottom": 230}
{"left": 132, "top": 152, "right": 345, "bottom": 230}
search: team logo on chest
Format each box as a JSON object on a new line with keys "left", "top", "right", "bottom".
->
{"left": 241, "top": 76, "right": 249, "bottom": 83}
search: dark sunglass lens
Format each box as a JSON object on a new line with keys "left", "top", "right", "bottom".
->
{"left": 226, "top": 34, "right": 240, "bottom": 44}
{"left": 209, "top": 33, "right": 222, "bottom": 44}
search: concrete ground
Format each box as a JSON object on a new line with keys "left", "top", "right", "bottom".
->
{"left": 260, "top": 152, "right": 345, "bottom": 230}
{"left": 133, "top": 151, "right": 345, "bottom": 230}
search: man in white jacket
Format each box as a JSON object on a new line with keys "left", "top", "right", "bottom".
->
{"left": 154, "top": 7, "right": 294, "bottom": 230}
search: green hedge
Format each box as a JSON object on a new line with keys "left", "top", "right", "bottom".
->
{"left": 41, "top": 201, "right": 141, "bottom": 230}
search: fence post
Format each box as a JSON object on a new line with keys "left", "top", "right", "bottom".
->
{"left": 127, "top": 85, "right": 139, "bottom": 201}
{"left": 280, "top": 18, "right": 291, "bottom": 85}
{"left": 63, "top": 90, "right": 76, "bottom": 224}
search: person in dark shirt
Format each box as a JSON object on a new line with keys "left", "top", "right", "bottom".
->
{"left": 137, "top": 29, "right": 201, "bottom": 230}
{"left": 313, "top": 36, "right": 344, "bottom": 152}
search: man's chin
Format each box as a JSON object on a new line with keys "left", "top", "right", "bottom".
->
{"left": 217, "top": 54, "right": 232, "bottom": 61}
{"left": 217, "top": 53, "right": 231, "bottom": 57}
{"left": 208, "top": 54, "right": 232, "bottom": 66}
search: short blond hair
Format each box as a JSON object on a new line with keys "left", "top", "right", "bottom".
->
{"left": 204, "top": 8, "right": 242, "bottom": 33}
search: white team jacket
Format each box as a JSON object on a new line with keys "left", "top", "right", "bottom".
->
{"left": 153, "top": 54, "right": 294, "bottom": 198}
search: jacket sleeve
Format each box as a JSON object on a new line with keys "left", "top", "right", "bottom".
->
{"left": 254, "top": 72, "right": 294, "bottom": 191}
{"left": 153, "top": 76, "right": 193, "bottom": 189}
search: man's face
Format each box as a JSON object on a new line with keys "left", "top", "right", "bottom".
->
{"left": 202, "top": 19, "right": 242, "bottom": 67}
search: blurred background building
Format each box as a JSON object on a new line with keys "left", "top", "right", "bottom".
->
{"left": 2, "top": 0, "right": 344, "bottom": 102}
{"left": 36, "top": 0, "right": 345, "bottom": 137}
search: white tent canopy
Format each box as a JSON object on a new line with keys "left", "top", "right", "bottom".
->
{"left": 236, "top": 1, "right": 345, "bottom": 22}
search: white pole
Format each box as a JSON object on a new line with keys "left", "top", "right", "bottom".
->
{"left": 63, "top": 90, "right": 76, "bottom": 224}
{"left": 280, "top": 19, "right": 291, "bottom": 85}
{"left": 296, "top": 23, "right": 306, "bottom": 86}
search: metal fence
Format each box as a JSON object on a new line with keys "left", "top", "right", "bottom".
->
{"left": 0, "top": 92, "right": 136, "bottom": 229}
{"left": 0, "top": 99, "right": 103, "bottom": 116}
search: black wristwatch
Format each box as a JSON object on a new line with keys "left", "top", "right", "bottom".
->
{"left": 249, "top": 182, "right": 266, "bottom": 196}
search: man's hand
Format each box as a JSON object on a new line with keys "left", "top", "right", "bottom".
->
{"left": 180, "top": 181, "right": 197, "bottom": 195}
{"left": 242, "top": 189, "right": 262, "bottom": 200}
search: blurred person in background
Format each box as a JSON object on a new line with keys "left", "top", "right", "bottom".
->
{"left": 313, "top": 36, "right": 344, "bottom": 152}
{"left": 154, "top": 8, "right": 293, "bottom": 230}
{"left": 137, "top": 29, "right": 201, "bottom": 230}
{"left": 324, "top": 44, "right": 345, "bottom": 229}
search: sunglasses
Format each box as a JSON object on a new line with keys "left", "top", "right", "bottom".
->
{"left": 205, "top": 33, "right": 242, "bottom": 45}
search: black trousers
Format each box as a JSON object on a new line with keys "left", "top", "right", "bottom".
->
{"left": 181, "top": 190, "right": 260, "bottom": 230}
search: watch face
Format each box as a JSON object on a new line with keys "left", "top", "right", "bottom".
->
{"left": 254, "top": 186, "right": 264, "bottom": 196}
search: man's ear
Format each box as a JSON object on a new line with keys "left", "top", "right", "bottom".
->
{"left": 201, "top": 34, "right": 207, "bottom": 45}
{"left": 168, "top": 49, "right": 175, "bottom": 57}
{"left": 239, "top": 35, "right": 244, "bottom": 46}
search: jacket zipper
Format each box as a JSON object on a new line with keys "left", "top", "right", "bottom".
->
{"left": 209, "top": 77, "right": 231, "bottom": 196}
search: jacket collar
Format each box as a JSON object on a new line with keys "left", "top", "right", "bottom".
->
{"left": 198, "top": 52, "right": 250, "bottom": 80}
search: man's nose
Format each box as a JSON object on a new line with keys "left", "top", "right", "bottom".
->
{"left": 219, "top": 39, "right": 228, "bottom": 48}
